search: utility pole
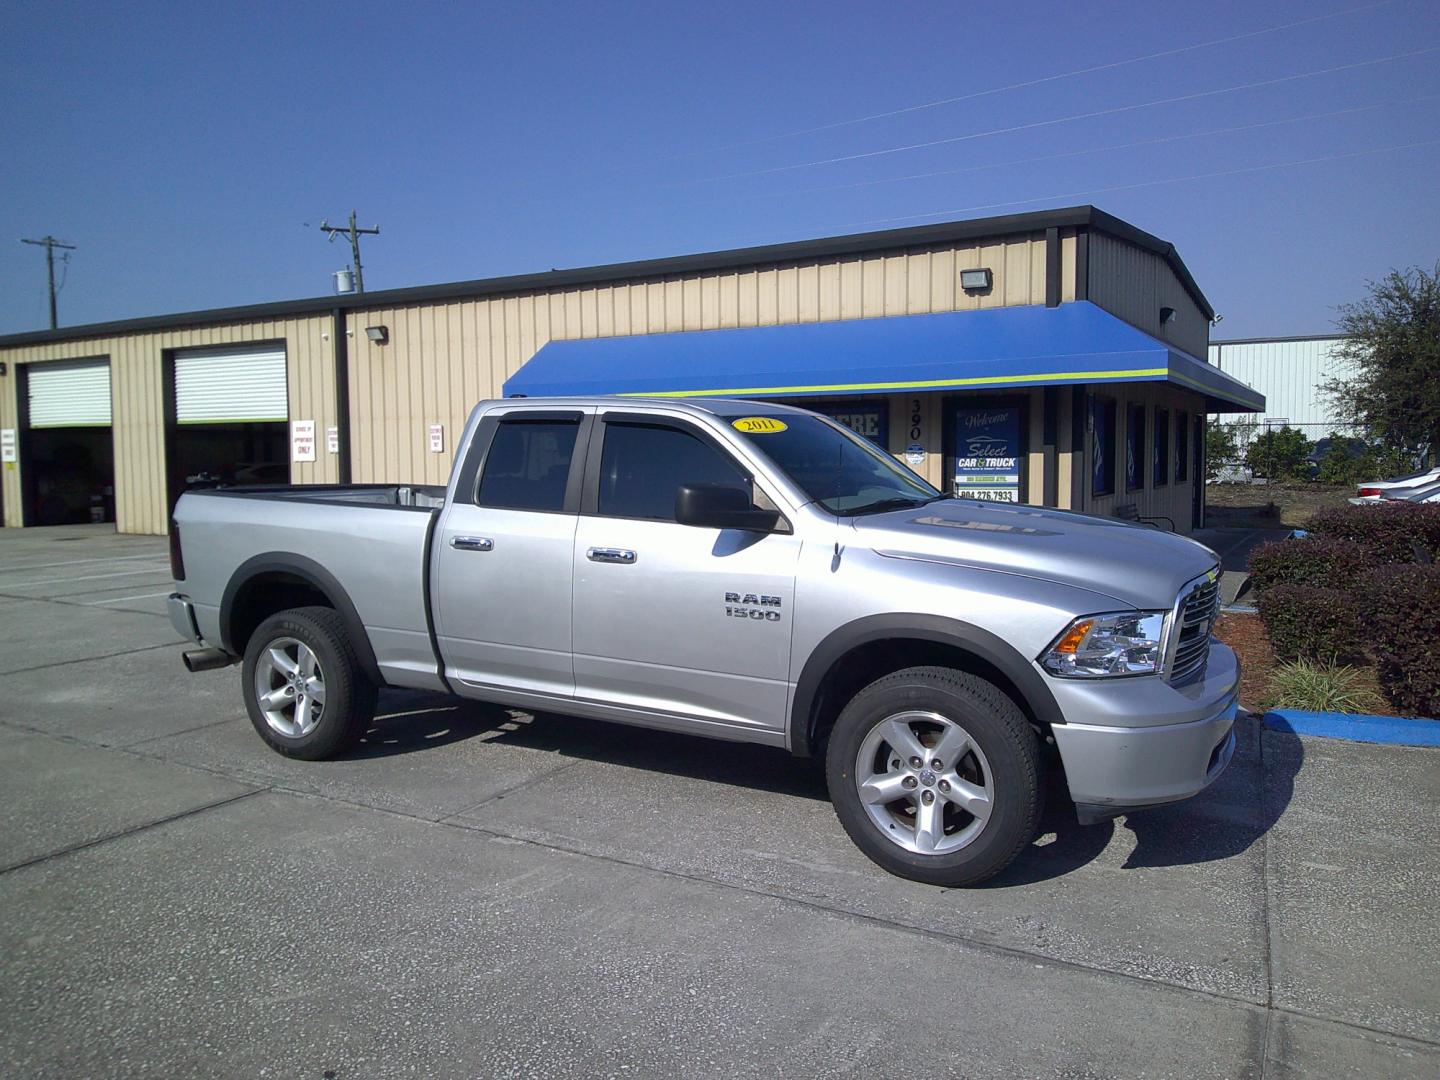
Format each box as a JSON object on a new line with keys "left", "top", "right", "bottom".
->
{"left": 20, "top": 235, "right": 76, "bottom": 329}
{"left": 318, "top": 211, "right": 379, "bottom": 292}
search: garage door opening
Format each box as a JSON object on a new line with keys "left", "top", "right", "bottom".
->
{"left": 166, "top": 344, "right": 289, "bottom": 514}
{"left": 19, "top": 359, "right": 115, "bottom": 526}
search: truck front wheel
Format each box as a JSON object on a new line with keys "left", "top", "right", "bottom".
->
{"left": 826, "top": 666, "right": 1041, "bottom": 886}
{"left": 241, "top": 606, "right": 377, "bottom": 760}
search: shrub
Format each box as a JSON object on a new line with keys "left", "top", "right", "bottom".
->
{"left": 1244, "top": 425, "right": 1314, "bottom": 480}
{"left": 1357, "top": 564, "right": 1440, "bottom": 718}
{"left": 1308, "top": 502, "right": 1440, "bottom": 564}
{"left": 1263, "top": 659, "right": 1388, "bottom": 714}
{"left": 1247, "top": 537, "right": 1374, "bottom": 594}
{"left": 1257, "top": 585, "right": 1365, "bottom": 663}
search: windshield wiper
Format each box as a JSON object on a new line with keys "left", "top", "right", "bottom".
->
{"left": 846, "top": 495, "right": 938, "bottom": 516}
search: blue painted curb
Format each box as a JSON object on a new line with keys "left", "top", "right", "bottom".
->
{"left": 1263, "top": 709, "right": 1440, "bottom": 746}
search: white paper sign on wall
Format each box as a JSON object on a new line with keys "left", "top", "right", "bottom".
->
{"left": 291, "top": 420, "right": 316, "bottom": 463}
{"left": 428, "top": 423, "right": 445, "bottom": 454}
{"left": 0, "top": 428, "right": 16, "bottom": 464}
{"left": 326, "top": 426, "right": 339, "bottom": 454}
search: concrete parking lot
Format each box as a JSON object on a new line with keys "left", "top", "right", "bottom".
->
{"left": 0, "top": 524, "right": 1436, "bottom": 1079}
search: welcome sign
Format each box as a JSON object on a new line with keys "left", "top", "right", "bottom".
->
{"left": 953, "top": 406, "right": 1021, "bottom": 502}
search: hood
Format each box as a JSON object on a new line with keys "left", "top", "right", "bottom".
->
{"left": 851, "top": 499, "right": 1218, "bottom": 610}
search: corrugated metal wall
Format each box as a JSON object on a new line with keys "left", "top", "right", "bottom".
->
{"left": 0, "top": 222, "right": 1216, "bottom": 534}
{"left": 1087, "top": 233, "right": 1209, "bottom": 359}
{"left": 344, "top": 235, "right": 1057, "bottom": 488}
{"left": 1, "top": 317, "right": 336, "bottom": 533}
{"left": 1207, "top": 337, "right": 1356, "bottom": 436}
{"left": 1083, "top": 382, "right": 1201, "bottom": 529}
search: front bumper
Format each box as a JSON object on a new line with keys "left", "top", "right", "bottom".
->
{"left": 1048, "top": 641, "right": 1239, "bottom": 812}
{"left": 167, "top": 593, "right": 202, "bottom": 644}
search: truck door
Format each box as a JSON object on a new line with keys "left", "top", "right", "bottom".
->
{"left": 571, "top": 413, "right": 801, "bottom": 735}
{"left": 431, "top": 408, "right": 591, "bottom": 698}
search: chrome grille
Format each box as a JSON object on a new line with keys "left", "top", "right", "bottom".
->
{"left": 1169, "top": 572, "right": 1220, "bottom": 686}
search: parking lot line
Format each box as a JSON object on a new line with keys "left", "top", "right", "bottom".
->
{"left": 0, "top": 552, "right": 168, "bottom": 573}
{"left": 1, "top": 566, "right": 172, "bottom": 588}
{"left": 84, "top": 592, "right": 173, "bottom": 605}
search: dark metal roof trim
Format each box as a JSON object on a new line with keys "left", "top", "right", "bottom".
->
{"left": 0, "top": 205, "right": 1213, "bottom": 347}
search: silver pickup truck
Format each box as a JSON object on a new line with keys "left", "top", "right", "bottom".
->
{"left": 169, "top": 397, "right": 1238, "bottom": 886}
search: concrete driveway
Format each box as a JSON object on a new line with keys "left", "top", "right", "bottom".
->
{"left": 1, "top": 524, "right": 1436, "bottom": 1079}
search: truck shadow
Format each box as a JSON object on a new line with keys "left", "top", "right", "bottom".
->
{"left": 355, "top": 694, "right": 1300, "bottom": 886}
{"left": 354, "top": 689, "right": 829, "bottom": 801}
{"left": 986, "top": 715, "right": 1302, "bottom": 887}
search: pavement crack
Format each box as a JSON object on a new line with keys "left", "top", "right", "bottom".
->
{"left": 435, "top": 758, "right": 582, "bottom": 823}
{"left": 0, "top": 788, "right": 268, "bottom": 876}
{"left": 1257, "top": 725, "right": 1276, "bottom": 1080}
{"left": 437, "top": 813, "right": 1440, "bottom": 1053}
{"left": 0, "top": 640, "right": 180, "bottom": 677}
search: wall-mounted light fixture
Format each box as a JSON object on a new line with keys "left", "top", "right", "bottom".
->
{"left": 365, "top": 325, "right": 389, "bottom": 345}
{"left": 1159, "top": 306, "right": 1178, "bottom": 325}
{"left": 960, "top": 267, "right": 993, "bottom": 293}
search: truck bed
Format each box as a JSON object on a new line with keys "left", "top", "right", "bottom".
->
{"left": 172, "top": 484, "right": 447, "bottom": 691}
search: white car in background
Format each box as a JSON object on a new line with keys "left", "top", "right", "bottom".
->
{"left": 1350, "top": 466, "right": 1440, "bottom": 505}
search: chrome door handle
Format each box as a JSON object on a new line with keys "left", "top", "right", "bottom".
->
{"left": 451, "top": 535, "right": 494, "bottom": 552}
{"left": 586, "top": 547, "right": 636, "bottom": 564}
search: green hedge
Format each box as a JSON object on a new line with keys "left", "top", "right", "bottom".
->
{"left": 1248, "top": 537, "right": 1374, "bottom": 593}
{"left": 1358, "top": 565, "right": 1440, "bottom": 718}
{"left": 1256, "top": 585, "right": 1365, "bottom": 664}
{"left": 1307, "top": 502, "right": 1440, "bottom": 564}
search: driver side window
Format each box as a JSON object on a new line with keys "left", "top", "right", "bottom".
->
{"left": 598, "top": 422, "right": 750, "bottom": 521}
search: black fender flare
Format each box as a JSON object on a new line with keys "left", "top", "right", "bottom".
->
{"left": 788, "top": 613, "right": 1065, "bottom": 756}
{"left": 219, "top": 552, "right": 385, "bottom": 686}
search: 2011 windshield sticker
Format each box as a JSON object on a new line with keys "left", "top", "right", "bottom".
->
{"left": 731, "top": 417, "right": 787, "bottom": 434}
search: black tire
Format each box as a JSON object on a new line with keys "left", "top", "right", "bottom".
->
{"left": 826, "top": 666, "right": 1042, "bottom": 887}
{"left": 241, "top": 606, "right": 377, "bottom": 760}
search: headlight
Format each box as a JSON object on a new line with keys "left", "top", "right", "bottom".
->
{"left": 1041, "top": 611, "right": 1168, "bottom": 678}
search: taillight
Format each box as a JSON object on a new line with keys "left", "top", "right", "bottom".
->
{"left": 1357, "top": 487, "right": 1382, "bottom": 498}
{"left": 169, "top": 520, "right": 186, "bottom": 581}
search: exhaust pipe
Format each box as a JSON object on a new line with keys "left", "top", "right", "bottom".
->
{"left": 183, "top": 648, "right": 237, "bottom": 673}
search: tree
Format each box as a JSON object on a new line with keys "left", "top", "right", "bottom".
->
{"left": 1324, "top": 263, "right": 1440, "bottom": 466}
{"left": 1205, "top": 417, "right": 1258, "bottom": 482}
{"left": 1315, "top": 435, "right": 1413, "bottom": 486}
{"left": 1245, "top": 425, "right": 1314, "bottom": 480}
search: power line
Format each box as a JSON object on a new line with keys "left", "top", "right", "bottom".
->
{"left": 19, "top": 235, "right": 76, "bottom": 330}
{"left": 761, "top": 93, "right": 1440, "bottom": 200}
{"left": 690, "top": 0, "right": 1395, "bottom": 155}
{"left": 684, "top": 45, "right": 1440, "bottom": 185}
{"left": 844, "top": 137, "right": 1440, "bottom": 228}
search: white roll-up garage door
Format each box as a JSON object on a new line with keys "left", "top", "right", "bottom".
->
{"left": 28, "top": 359, "right": 112, "bottom": 428}
{"left": 174, "top": 345, "right": 288, "bottom": 423}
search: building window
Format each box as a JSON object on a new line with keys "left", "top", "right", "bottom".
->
{"left": 598, "top": 422, "right": 749, "bottom": 522}
{"left": 1089, "top": 394, "right": 1117, "bottom": 498}
{"left": 476, "top": 419, "right": 580, "bottom": 512}
{"left": 810, "top": 400, "right": 889, "bottom": 449}
{"left": 1154, "top": 409, "right": 1170, "bottom": 486}
{"left": 1126, "top": 402, "right": 1146, "bottom": 491}
{"left": 1176, "top": 411, "right": 1190, "bottom": 482}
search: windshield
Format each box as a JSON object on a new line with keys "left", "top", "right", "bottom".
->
{"left": 724, "top": 413, "right": 940, "bottom": 514}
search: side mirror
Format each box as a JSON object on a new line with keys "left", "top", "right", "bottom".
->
{"left": 675, "top": 483, "right": 780, "bottom": 532}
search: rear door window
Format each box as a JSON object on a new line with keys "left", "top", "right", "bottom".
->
{"left": 476, "top": 420, "right": 580, "bottom": 512}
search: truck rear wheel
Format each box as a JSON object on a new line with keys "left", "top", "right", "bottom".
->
{"left": 826, "top": 666, "right": 1041, "bottom": 886}
{"left": 241, "top": 606, "right": 377, "bottom": 760}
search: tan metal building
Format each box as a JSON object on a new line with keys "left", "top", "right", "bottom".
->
{"left": 0, "top": 205, "right": 1261, "bottom": 536}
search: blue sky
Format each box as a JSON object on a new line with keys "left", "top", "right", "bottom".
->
{"left": 2, "top": 0, "right": 1437, "bottom": 338}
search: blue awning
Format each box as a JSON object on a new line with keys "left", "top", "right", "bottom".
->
{"left": 503, "top": 300, "right": 1264, "bottom": 412}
